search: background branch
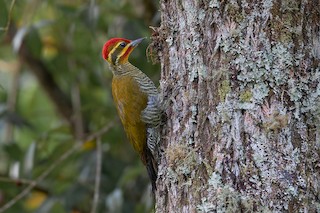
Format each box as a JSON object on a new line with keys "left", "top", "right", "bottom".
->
{"left": 0, "top": 123, "right": 113, "bottom": 213}
{"left": 7, "top": 24, "right": 88, "bottom": 137}
{"left": 90, "top": 137, "right": 102, "bottom": 213}
{"left": 4, "top": 61, "right": 21, "bottom": 143}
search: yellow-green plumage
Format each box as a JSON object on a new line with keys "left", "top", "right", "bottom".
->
{"left": 112, "top": 75, "right": 148, "bottom": 163}
{"left": 103, "top": 38, "right": 161, "bottom": 192}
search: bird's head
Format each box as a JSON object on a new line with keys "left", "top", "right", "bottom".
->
{"left": 102, "top": 37, "right": 145, "bottom": 66}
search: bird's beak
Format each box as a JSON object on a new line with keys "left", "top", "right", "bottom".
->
{"left": 129, "top": 37, "right": 145, "bottom": 47}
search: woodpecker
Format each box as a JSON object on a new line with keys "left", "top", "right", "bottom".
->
{"left": 102, "top": 37, "right": 161, "bottom": 191}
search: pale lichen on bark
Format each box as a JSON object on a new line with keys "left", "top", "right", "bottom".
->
{"left": 155, "top": 0, "right": 320, "bottom": 212}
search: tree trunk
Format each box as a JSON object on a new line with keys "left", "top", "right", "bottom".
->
{"left": 153, "top": 0, "right": 320, "bottom": 212}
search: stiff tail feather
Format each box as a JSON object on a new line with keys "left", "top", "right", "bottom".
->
{"left": 145, "top": 146, "right": 158, "bottom": 192}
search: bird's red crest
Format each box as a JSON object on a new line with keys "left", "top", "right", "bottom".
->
{"left": 102, "top": 38, "right": 131, "bottom": 60}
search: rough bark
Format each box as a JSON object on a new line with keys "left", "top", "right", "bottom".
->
{"left": 153, "top": 0, "right": 320, "bottom": 212}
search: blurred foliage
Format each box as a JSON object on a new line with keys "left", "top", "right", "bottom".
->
{"left": 0, "top": 0, "right": 160, "bottom": 212}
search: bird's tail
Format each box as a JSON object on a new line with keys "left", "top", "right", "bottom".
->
{"left": 145, "top": 146, "right": 158, "bottom": 192}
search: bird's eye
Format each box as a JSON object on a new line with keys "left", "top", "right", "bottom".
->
{"left": 120, "top": 42, "right": 126, "bottom": 47}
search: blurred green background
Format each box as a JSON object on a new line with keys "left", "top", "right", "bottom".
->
{"left": 0, "top": 0, "right": 160, "bottom": 212}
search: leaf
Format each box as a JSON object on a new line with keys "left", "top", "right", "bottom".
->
{"left": 56, "top": 4, "right": 78, "bottom": 16}
{"left": 25, "top": 27, "right": 42, "bottom": 58}
{"left": 82, "top": 139, "right": 96, "bottom": 151}
{"left": 0, "top": 110, "right": 32, "bottom": 128}
{"left": 34, "top": 197, "right": 63, "bottom": 213}
{"left": 2, "top": 143, "right": 23, "bottom": 161}
{"left": 0, "top": 0, "right": 8, "bottom": 30}
{"left": 23, "top": 142, "right": 36, "bottom": 176}
{"left": 12, "top": 26, "right": 29, "bottom": 53}
{"left": 9, "top": 161, "right": 20, "bottom": 179}
{"left": 24, "top": 190, "right": 48, "bottom": 211}
{"left": 13, "top": 20, "right": 52, "bottom": 57}
{"left": 105, "top": 188, "right": 123, "bottom": 213}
